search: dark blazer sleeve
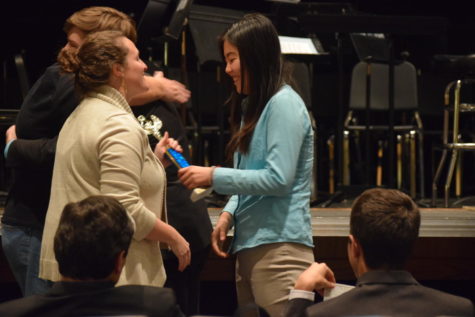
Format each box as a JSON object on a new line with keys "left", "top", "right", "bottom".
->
{"left": 5, "top": 136, "right": 57, "bottom": 168}
{"left": 285, "top": 298, "right": 314, "bottom": 317}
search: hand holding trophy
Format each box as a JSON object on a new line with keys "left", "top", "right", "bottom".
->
{"left": 138, "top": 115, "right": 213, "bottom": 202}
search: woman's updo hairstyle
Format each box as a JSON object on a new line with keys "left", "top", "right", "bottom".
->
{"left": 72, "top": 30, "right": 127, "bottom": 96}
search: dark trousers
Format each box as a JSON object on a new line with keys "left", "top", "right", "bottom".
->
{"left": 163, "top": 245, "right": 211, "bottom": 316}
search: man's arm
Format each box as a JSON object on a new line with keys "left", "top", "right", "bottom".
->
{"left": 5, "top": 125, "right": 57, "bottom": 168}
{"left": 285, "top": 262, "right": 336, "bottom": 317}
{"left": 129, "top": 71, "right": 190, "bottom": 106}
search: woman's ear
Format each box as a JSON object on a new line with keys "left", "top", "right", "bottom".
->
{"left": 112, "top": 63, "right": 124, "bottom": 78}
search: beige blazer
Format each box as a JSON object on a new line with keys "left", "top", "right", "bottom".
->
{"left": 39, "top": 86, "right": 167, "bottom": 287}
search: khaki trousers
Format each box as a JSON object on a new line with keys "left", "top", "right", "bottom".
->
{"left": 235, "top": 242, "right": 314, "bottom": 317}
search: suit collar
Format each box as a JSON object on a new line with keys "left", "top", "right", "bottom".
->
{"left": 47, "top": 281, "right": 116, "bottom": 297}
{"left": 357, "top": 270, "right": 419, "bottom": 287}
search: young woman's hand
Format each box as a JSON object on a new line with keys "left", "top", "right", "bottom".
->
{"left": 211, "top": 212, "right": 232, "bottom": 258}
{"left": 178, "top": 166, "right": 214, "bottom": 189}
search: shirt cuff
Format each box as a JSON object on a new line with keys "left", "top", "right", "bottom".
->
{"left": 4, "top": 139, "right": 15, "bottom": 158}
{"left": 289, "top": 289, "right": 315, "bottom": 302}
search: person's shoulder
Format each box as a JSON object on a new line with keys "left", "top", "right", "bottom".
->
{"left": 418, "top": 284, "right": 474, "bottom": 310}
{"left": 269, "top": 85, "right": 306, "bottom": 109}
{"left": 114, "top": 286, "right": 182, "bottom": 316}
{"left": 118, "top": 284, "right": 173, "bottom": 293}
{"left": 0, "top": 294, "right": 42, "bottom": 316}
{"left": 273, "top": 84, "right": 299, "bottom": 98}
{"left": 42, "top": 63, "right": 72, "bottom": 81}
{"left": 115, "top": 285, "right": 176, "bottom": 303}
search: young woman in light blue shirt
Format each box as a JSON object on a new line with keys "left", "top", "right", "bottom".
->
{"left": 178, "top": 13, "right": 314, "bottom": 316}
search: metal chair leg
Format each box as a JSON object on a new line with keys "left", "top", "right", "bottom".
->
{"left": 444, "top": 149, "right": 459, "bottom": 208}
{"left": 376, "top": 140, "right": 383, "bottom": 186}
{"left": 455, "top": 135, "right": 462, "bottom": 198}
{"left": 409, "top": 130, "right": 417, "bottom": 198}
{"left": 396, "top": 135, "right": 402, "bottom": 189}
{"left": 327, "top": 135, "right": 335, "bottom": 195}
{"left": 417, "top": 130, "right": 425, "bottom": 199}
{"left": 414, "top": 111, "right": 425, "bottom": 199}
{"left": 432, "top": 148, "right": 448, "bottom": 207}
{"left": 342, "top": 130, "right": 350, "bottom": 186}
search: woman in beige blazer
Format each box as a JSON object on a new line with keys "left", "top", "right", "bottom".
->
{"left": 39, "top": 30, "right": 190, "bottom": 287}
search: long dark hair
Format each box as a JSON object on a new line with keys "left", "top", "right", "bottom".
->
{"left": 220, "top": 13, "right": 287, "bottom": 157}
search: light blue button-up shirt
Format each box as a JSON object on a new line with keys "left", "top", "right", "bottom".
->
{"left": 213, "top": 85, "right": 314, "bottom": 253}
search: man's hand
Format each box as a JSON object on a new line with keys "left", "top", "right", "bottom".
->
{"left": 6, "top": 125, "right": 16, "bottom": 143}
{"left": 129, "top": 72, "right": 191, "bottom": 106}
{"left": 152, "top": 71, "right": 190, "bottom": 104}
{"left": 294, "top": 262, "right": 336, "bottom": 296}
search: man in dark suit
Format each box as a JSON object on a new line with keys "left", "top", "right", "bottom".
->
{"left": 286, "top": 188, "right": 474, "bottom": 317}
{"left": 0, "top": 195, "right": 185, "bottom": 317}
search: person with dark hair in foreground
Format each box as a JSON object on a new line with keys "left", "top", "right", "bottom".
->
{"left": 0, "top": 195, "right": 184, "bottom": 317}
{"left": 285, "top": 188, "right": 474, "bottom": 317}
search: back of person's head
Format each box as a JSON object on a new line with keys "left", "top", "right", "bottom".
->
{"left": 350, "top": 188, "right": 420, "bottom": 270}
{"left": 58, "top": 6, "right": 136, "bottom": 73}
{"left": 65, "top": 6, "right": 137, "bottom": 43}
{"left": 71, "top": 30, "right": 127, "bottom": 96}
{"left": 220, "top": 13, "right": 287, "bottom": 156}
{"left": 54, "top": 195, "right": 133, "bottom": 280}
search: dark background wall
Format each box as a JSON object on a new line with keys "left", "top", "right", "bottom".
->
{"left": 1, "top": 0, "right": 475, "bottom": 196}
{"left": 1, "top": 0, "right": 474, "bottom": 86}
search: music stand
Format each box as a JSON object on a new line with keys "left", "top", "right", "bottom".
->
{"left": 299, "top": 13, "right": 447, "bottom": 205}
{"left": 136, "top": 0, "right": 197, "bottom": 134}
{"left": 279, "top": 35, "right": 327, "bottom": 204}
{"left": 137, "top": 0, "right": 193, "bottom": 45}
{"left": 351, "top": 32, "right": 389, "bottom": 187}
{"left": 188, "top": 5, "right": 244, "bottom": 66}
{"left": 187, "top": 5, "right": 244, "bottom": 165}
{"left": 350, "top": 32, "right": 390, "bottom": 63}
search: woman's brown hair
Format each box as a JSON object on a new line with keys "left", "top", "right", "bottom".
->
{"left": 72, "top": 30, "right": 127, "bottom": 96}
{"left": 58, "top": 6, "right": 136, "bottom": 73}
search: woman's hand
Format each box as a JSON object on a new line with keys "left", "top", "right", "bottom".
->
{"left": 178, "top": 166, "right": 214, "bottom": 189}
{"left": 153, "top": 131, "right": 183, "bottom": 168}
{"left": 211, "top": 212, "right": 232, "bottom": 258}
{"left": 146, "top": 220, "right": 190, "bottom": 271}
{"left": 169, "top": 233, "right": 191, "bottom": 272}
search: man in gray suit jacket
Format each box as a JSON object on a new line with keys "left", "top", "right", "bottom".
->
{"left": 286, "top": 188, "right": 474, "bottom": 317}
{"left": 0, "top": 195, "right": 184, "bottom": 317}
